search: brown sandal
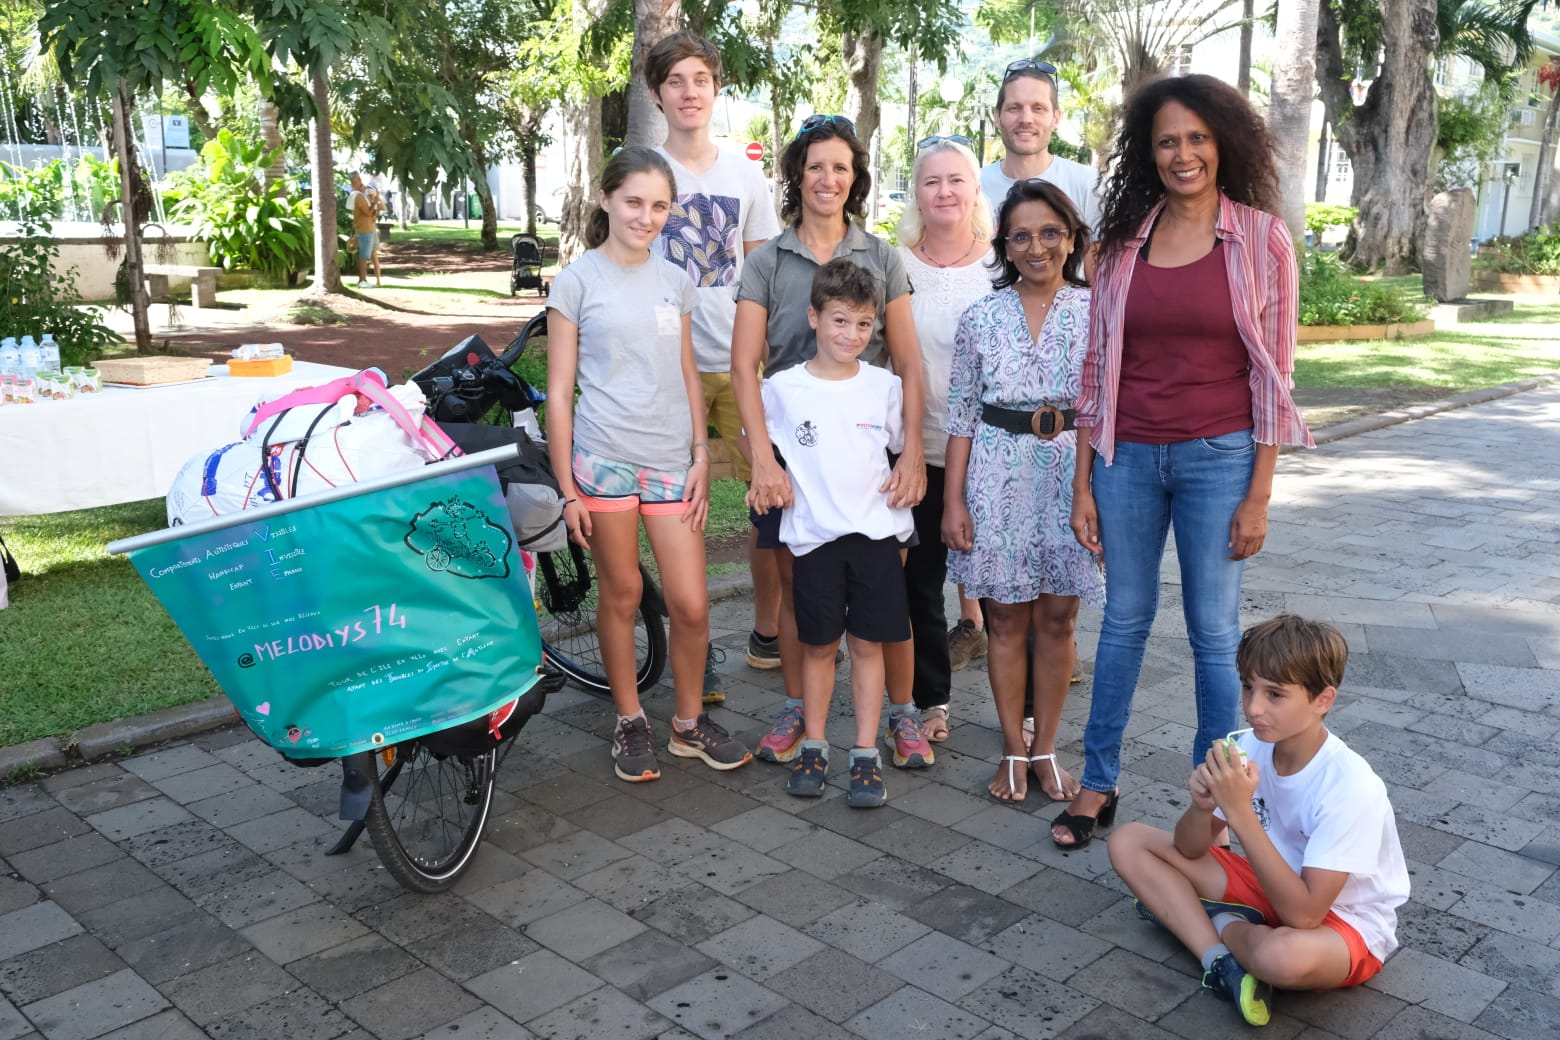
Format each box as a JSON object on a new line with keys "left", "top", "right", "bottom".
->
{"left": 922, "top": 705, "right": 950, "bottom": 742}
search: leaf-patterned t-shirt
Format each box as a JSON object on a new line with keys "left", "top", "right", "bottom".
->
{"left": 655, "top": 146, "right": 781, "bottom": 372}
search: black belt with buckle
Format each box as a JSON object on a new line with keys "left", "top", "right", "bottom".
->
{"left": 981, "top": 403, "right": 1077, "bottom": 439}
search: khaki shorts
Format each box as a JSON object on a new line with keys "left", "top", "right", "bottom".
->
{"left": 700, "top": 371, "right": 750, "bottom": 483}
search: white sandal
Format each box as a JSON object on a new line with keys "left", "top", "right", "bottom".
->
{"left": 1029, "top": 753, "right": 1072, "bottom": 802}
{"left": 995, "top": 754, "right": 1029, "bottom": 803}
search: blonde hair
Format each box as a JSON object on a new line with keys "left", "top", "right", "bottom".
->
{"left": 894, "top": 138, "right": 993, "bottom": 247}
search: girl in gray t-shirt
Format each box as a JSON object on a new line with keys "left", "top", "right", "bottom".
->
{"left": 545, "top": 147, "right": 753, "bottom": 785}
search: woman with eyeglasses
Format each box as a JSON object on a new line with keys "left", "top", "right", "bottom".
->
{"left": 892, "top": 135, "right": 993, "bottom": 745}
{"left": 1054, "top": 75, "right": 1313, "bottom": 849}
{"left": 732, "top": 113, "right": 933, "bottom": 774}
{"left": 942, "top": 179, "right": 1104, "bottom": 804}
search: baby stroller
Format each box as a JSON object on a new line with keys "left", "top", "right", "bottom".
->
{"left": 509, "top": 233, "right": 549, "bottom": 297}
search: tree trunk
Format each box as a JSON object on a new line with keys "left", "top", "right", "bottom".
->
{"left": 521, "top": 138, "right": 539, "bottom": 237}
{"left": 1271, "top": 0, "right": 1320, "bottom": 247}
{"left": 842, "top": 30, "right": 883, "bottom": 182}
{"left": 1315, "top": 121, "right": 1331, "bottom": 204}
{"left": 560, "top": 94, "right": 603, "bottom": 264}
{"left": 258, "top": 99, "right": 285, "bottom": 186}
{"left": 1528, "top": 75, "right": 1560, "bottom": 231}
{"left": 111, "top": 80, "right": 151, "bottom": 355}
{"left": 625, "top": 0, "right": 680, "bottom": 149}
{"left": 1316, "top": 0, "right": 1439, "bottom": 273}
{"left": 307, "top": 69, "right": 343, "bottom": 295}
{"left": 1237, "top": 0, "right": 1254, "bottom": 96}
{"left": 181, "top": 80, "right": 217, "bottom": 143}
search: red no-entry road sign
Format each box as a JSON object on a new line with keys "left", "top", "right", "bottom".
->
{"left": 745, "top": 141, "right": 765, "bottom": 161}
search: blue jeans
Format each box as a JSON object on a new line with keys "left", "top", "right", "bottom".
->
{"left": 1080, "top": 430, "right": 1255, "bottom": 794}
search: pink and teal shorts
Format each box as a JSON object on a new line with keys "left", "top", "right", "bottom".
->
{"left": 572, "top": 445, "right": 688, "bottom": 515}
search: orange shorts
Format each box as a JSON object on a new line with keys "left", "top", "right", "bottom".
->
{"left": 1210, "top": 847, "right": 1383, "bottom": 988}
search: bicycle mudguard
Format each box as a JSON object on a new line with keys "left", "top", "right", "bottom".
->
{"left": 338, "top": 750, "right": 378, "bottom": 822}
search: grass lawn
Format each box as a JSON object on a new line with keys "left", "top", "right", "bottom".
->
{"left": 390, "top": 219, "right": 559, "bottom": 253}
{"left": 1294, "top": 293, "right": 1560, "bottom": 391}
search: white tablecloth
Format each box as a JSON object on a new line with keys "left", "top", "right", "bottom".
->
{"left": 1, "top": 362, "right": 358, "bottom": 516}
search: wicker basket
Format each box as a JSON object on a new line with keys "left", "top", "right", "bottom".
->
{"left": 96, "top": 356, "right": 213, "bottom": 386}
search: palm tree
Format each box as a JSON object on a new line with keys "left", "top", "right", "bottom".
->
{"left": 1271, "top": 0, "right": 1321, "bottom": 247}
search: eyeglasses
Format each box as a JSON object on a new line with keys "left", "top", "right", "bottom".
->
{"left": 917, "top": 135, "right": 974, "bottom": 150}
{"left": 1003, "top": 59, "right": 1058, "bottom": 81}
{"left": 1007, "top": 227, "right": 1070, "bottom": 249}
{"left": 796, "top": 114, "right": 856, "bottom": 139}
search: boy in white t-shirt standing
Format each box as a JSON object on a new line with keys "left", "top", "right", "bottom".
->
{"left": 758, "top": 259, "right": 918, "bottom": 809}
{"left": 1109, "top": 615, "right": 1409, "bottom": 1028}
{"left": 645, "top": 31, "right": 783, "bottom": 701}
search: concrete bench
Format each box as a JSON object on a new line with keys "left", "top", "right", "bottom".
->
{"left": 143, "top": 264, "right": 221, "bottom": 308}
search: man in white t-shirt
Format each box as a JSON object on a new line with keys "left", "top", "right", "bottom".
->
{"left": 980, "top": 60, "right": 1100, "bottom": 232}
{"left": 646, "top": 31, "right": 783, "bottom": 701}
{"left": 1107, "top": 616, "right": 1410, "bottom": 1028}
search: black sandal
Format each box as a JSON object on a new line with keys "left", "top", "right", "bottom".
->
{"left": 1050, "top": 790, "right": 1120, "bottom": 849}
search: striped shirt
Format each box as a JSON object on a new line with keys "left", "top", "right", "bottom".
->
{"left": 1078, "top": 193, "right": 1314, "bottom": 463}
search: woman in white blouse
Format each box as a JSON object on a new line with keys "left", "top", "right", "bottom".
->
{"left": 894, "top": 136, "right": 995, "bottom": 744}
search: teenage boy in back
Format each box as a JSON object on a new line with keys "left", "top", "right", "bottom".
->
{"left": 645, "top": 31, "right": 783, "bottom": 700}
{"left": 757, "top": 259, "right": 919, "bottom": 809}
{"left": 1109, "top": 615, "right": 1409, "bottom": 1028}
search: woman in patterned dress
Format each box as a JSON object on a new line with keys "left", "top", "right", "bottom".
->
{"left": 942, "top": 178, "right": 1105, "bottom": 803}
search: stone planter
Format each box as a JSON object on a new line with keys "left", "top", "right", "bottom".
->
{"left": 1470, "top": 271, "right": 1560, "bottom": 294}
{"left": 1297, "top": 319, "right": 1436, "bottom": 344}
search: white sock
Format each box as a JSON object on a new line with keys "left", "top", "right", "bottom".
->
{"left": 1200, "top": 942, "right": 1231, "bottom": 972}
{"left": 1211, "top": 912, "right": 1245, "bottom": 938}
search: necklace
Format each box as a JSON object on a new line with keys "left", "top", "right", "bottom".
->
{"left": 917, "top": 238, "right": 978, "bottom": 269}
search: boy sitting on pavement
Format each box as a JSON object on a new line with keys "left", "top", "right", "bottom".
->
{"left": 1109, "top": 614, "right": 1409, "bottom": 1027}
{"left": 756, "top": 259, "right": 923, "bottom": 808}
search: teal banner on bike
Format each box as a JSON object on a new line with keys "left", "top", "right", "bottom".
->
{"left": 127, "top": 466, "right": 544, "bottom": 758}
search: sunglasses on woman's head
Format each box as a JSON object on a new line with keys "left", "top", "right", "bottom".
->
{"left": 1003, "top": 59, "right": 1057, "bottom": 81}
{"left": 917, "top": 134, "right": 975, "bottom": 150}
{"left": 796, "top": 114, "right": 856, "bottom": 139}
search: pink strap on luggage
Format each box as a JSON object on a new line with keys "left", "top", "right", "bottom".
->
{"left": 241, "top": 369, "right": 459, "bottom": 459}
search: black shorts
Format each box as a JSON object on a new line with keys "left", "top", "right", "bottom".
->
{"left": 750, "top": 504, "right": 784, "bottom": 550}
{"left": 791, "top": 534, "right": 910, "bottom": 646}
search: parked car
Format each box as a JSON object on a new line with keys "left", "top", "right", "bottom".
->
{"left": 533, "top": 187, "right": 566, "bottom": 225}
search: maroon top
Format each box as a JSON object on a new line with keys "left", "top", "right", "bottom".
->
{"left": 1115, "top": 241, "right": 1253, "bottom": 444}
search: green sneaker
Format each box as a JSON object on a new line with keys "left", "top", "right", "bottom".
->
{"left": 1202, "top": 952, "right": 1272, "bottom": 1027}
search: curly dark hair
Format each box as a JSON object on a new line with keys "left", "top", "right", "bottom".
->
{"left": 1095, "top": 74, "right": 1280, "bottom": 258}
{"left": 987, "top": 179, "right": 1090, "bottom": 291}
{"left": 778, "top": 120, "right": 872, "bottom": 226}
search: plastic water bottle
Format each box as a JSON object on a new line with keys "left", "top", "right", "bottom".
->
{"left": 17, "top": 336, "right": 40, "bottom": 380}
{"left": 0, "top": 337, "right": 18, "bottom": 377}
{"left": 39, "top": 332, "right": 60, "bottom": 374}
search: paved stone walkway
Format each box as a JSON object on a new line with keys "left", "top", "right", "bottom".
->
{"left": 3, "top": 386, "right": 1559, "bottom": 1039}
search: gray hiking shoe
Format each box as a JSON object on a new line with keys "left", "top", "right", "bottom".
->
{"left": 669, "top": 712, "right": 752, "bottom": 770}
{"left": 612, "top": 715, "right": 660, "bottom": 782}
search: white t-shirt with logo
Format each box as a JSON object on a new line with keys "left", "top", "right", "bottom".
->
{"left": 761, "top": 363, "right": 913, "bottom": 556}
{"left": 547, "top": 249, "right": 697, "bottom": 471}
{"left": 1217, "top": 731, "right": 1410, "bottom": 961}
{"left": 981, "top": 155, "right": 1101, "bottom": 234}
{"left": 655, "top": 146, "right": 781, "bottom": 373}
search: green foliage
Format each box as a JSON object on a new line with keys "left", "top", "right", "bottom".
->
{"left": 1305, "top": 203, "right": 1357, "bottom": 236}
{"left": 40, "top": 0, "right": 270, "bottom": 100}
{"left": 1477, "top": 225, "right": 1560, "bottom": 274}
{"left": 0, "top": 156, "right": 119, "bottom": 223}
{"left": 163, "top": 129, "right": 313, "bottom": 282}
{"left": 1299, "top": 251, "right": 1430, "bottom": 326}
{"left": 1435, "top": 83, "right": 1510, "bottom": 190}
{"left": 0, "top": 173, "right": 122, "bottom": 365}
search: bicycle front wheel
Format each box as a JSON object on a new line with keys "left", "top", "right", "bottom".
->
{"left": 364, "top": 741, "right": 497, "bottom": 893}
{"left": 535, "top": 542, "right": 667, "bottom": 696}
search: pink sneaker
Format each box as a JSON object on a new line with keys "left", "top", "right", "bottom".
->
{"left": 886, "top": 710, "right": 934, "bottom": 769}
{"left": 756, "top": 703, "right": 806, "bottom": 763}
